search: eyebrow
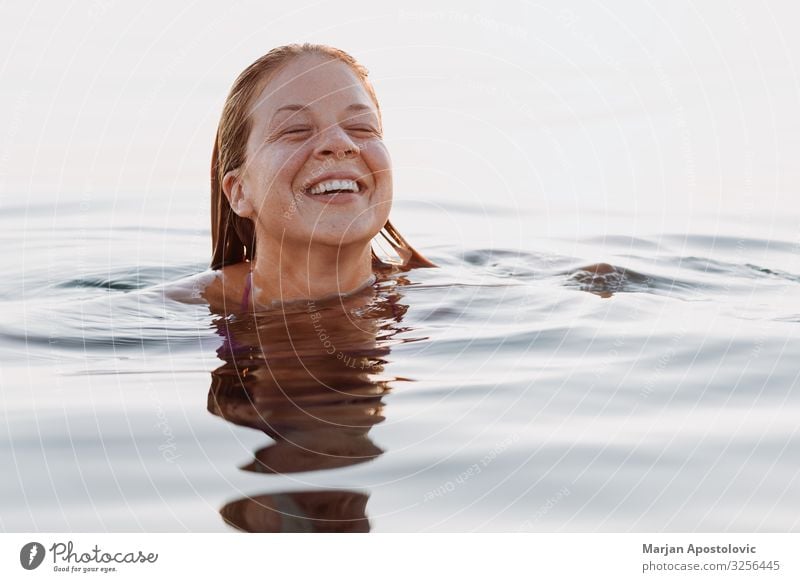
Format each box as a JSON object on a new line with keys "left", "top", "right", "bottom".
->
{"left": 270, "top": 102, "right": 374, "bottom": 123}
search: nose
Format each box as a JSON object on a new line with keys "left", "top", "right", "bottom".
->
{"left": 313, "top": 125, "right": 360, "bottom": 159}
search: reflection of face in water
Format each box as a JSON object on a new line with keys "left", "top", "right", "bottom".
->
{"left": 208, "top": 281, "right": 415, "bottom": 532}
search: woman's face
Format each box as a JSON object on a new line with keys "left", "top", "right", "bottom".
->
{"left": 224, "top": 54, "right": 392, "bottom": 250}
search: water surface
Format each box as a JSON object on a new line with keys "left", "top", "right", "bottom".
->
{"left": 2, "top": 200, "right": 799, "bottom": 532}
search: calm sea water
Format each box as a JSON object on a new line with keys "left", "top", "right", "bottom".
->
{"left": 2, "top": 197, "right": 799, "bottom": 532}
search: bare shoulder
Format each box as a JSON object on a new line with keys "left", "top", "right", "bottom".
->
{"left": 193, "top": 263, "right": 250, "bottom": 310}
{"left": 156, "top": 269, "right": 222, "bottom": 305}
{"left": 156, "top": 263, "right": 249, "bottom": 309}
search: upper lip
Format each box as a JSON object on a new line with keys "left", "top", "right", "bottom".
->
{"left": 302, "top": 171, "right": 368, "bottom": 193}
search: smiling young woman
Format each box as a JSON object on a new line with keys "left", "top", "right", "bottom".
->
{"left": 202, "top": 44, "right": 434, "bottom": 313}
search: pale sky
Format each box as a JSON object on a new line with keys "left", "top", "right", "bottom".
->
{"left": 1, "top": 0, "right": 799, "bottom": 224}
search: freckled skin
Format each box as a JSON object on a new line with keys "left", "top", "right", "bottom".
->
{"left": 206, "top": 54, "right": 393, "bottom": 309}
{"left": 229, "top": 53, "right": 392, "bottom": 249}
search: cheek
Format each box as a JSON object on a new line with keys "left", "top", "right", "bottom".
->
{"left": 248, "top": 149, "right": 305, "bottom": 203}
{"left": 367, "top": 141, "right": 391, "bottom": 171}
{"left": 364, "top": 144, "right": 392, "bottom": 193}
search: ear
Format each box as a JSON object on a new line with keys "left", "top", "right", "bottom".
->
{"left": 222, "top": 169, "right": 255, "bottom": 218}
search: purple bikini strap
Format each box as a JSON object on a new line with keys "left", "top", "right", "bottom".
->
{"left": 241, "top": 270, "right": 252, "bottom": 311}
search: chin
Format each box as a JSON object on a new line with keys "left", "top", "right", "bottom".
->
{"left": 309, "top": 231, "right": 375, "bottom": 248}
{"left": 307, "top": 222, "right": 384, "bottom": 248}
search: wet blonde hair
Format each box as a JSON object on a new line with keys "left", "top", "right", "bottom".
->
{"left": 210, "top": 43, "right": 433, "bottom": 270}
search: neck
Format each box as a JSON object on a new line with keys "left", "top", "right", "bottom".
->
{"left": 249, "top": 233, "right": 374, "bottom": 305}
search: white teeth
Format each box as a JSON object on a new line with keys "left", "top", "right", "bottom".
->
{"left": 308, "top": 179, "right": 359, "bottom": 195}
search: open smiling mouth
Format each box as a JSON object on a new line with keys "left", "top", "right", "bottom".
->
{"left": 303, "top": 178, "right": 365, "bottom": 198}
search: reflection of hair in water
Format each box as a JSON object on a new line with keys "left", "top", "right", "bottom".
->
{"left": 208, "top": 364, "right": 390, "bottom": 472}
{"left": 209, "top": 43, "right": 433, "bottom": 271}
{"left": 207, "top": 291, "right": 403, "bottom": 471}
{"left": 209, "top": 282, "right": 421, "bottom": 531}
{"left": 220, "top": 491, "right": 370, "bottom": 533}
{"left": 242, "top": 429, "right": 384, "bottom": 474}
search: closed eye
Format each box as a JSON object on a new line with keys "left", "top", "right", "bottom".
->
{"left": 347, "top": 126, "right": 381, "bottom": 136}
{"left": 282, "top": 127, "right": 312, "bottom": 135}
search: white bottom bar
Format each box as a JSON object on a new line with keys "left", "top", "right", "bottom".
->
{"left": 2, "top": 533, "right": 797, "bottom": 581}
